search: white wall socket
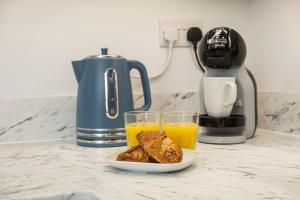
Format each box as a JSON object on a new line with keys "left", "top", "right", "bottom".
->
{"left": 159, "top": 18, "right": 202, "bottom": 47}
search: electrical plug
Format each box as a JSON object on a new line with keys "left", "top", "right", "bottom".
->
{"left": 187, "top": 27, "right": 203, "bottom": 50}
{"left": 163, "top": 28, "right": 179, "bottom": 46}
{"left": 187, "top": 27, "right": 205, "bottom": 72}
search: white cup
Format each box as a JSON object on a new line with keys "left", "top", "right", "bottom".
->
{"left": 203, "top": 77, "right": 237, "bottom": 117}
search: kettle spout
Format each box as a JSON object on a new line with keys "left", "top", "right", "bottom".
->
{"left": 72, "top": 60, "right": 85, "bottom": 83}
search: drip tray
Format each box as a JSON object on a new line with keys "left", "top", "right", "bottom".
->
{"left": 199, "top": 114, "right": 245, "bottom": 128}
{"left": 198, "top": 133, "right": 246, "bottom": 144}
{"left": 198, "top": 125, "right": 246, "bottom": 144}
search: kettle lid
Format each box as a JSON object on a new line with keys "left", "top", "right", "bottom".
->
{"left": 86, "top": 48, "right": 123, "bottom": 59}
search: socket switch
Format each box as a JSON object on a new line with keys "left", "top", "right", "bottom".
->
{"left": 159, "top": 19, "right": 202, "bottom": 47}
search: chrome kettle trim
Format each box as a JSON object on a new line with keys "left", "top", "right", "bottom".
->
{"left": 77, "top": 138, "right": 127, "bottom": 144}
{"left": 86, "top": 55, "right": 122, "bottom": 59}
{"left": 77, "top": 132, "right": 126, "bottom": 138}
{"left": 76, "top": 127, "right": 125, "bottom": 132}
{"left": 104, "top": 68, "right": 119, "bottom": 119}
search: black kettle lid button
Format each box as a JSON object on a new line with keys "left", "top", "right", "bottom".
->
{"left": 101, "top": 48, "right": 108, "bottom": 55}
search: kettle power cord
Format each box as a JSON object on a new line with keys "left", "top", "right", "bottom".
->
{"left": 187, "top": 27, "right": 205, "bottom": 73}
{"left": 131, "top": 28, "right": 178, "bottom": 80}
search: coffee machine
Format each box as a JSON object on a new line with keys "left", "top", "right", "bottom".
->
{"left": 198, "top": 27, "right": 257, "bottom": 144}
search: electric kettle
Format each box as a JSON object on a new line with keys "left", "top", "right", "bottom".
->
{"left": 72, "top": 48, "right": 151, "bottom": 147}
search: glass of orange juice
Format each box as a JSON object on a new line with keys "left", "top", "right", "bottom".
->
{"left": 162, "top": 112, "right": 199, "bottom": 149}
{"left": 124, "top": 111, "right": 161, "bottom": 147}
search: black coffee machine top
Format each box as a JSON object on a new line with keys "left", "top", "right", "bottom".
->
{"left": 198, "top": 27, "right": 247, "bottom": 69}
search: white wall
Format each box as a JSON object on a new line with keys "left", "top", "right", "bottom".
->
{"left": 246, "top": 0, "right": 300, "bottom": 93}
{"left": 1, "top": 0, "right": 299, "bottom": 97}
{"left": 0, "top": 0, "right": 250, "bottom": 96}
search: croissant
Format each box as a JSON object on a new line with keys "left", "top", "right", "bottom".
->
{"left": 137, "top": 131, "right": 183, "bottom": 163}
{"left": 116, "top": 145, "right": 149, "bottom": 162}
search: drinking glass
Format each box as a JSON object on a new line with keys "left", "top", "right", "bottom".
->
{"left": 124, "top": 111, "right": 161, "bottom": 147}
{"left": 162, "top": 112, "right": 199, "bottom": 149}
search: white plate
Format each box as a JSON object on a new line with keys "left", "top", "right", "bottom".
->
{"left": 107, "top": 149, "right": 198, "bottom": 173}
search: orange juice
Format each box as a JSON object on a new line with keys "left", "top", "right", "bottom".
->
{"left": 125, "top": 123, "right": 160, "bottom": 147}
{"left": 163, "top": 123, "right": 198, "bottom": 149}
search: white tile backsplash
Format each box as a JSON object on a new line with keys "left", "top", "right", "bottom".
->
{"left": 258, "top": 92, "right": 300, "bottom": 135}
{"left": 0, "top": 91, "right": 299, "bottom": 143}
{"left": 0, "top": 97, "right": 76, "bottom": 143}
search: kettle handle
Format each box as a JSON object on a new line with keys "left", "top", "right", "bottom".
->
{"left": 128, "top": 60, "right": 152, "bottom": 111}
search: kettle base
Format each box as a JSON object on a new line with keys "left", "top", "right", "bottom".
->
{"left": 76, "top": 127, "right": 127, "bottom": 148}
{"left": 77, "top": 138, "right": 127, "bottom": 148}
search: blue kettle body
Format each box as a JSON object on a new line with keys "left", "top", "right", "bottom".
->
{"left": 72, "top": 48, "right": 151, "bottom": 147}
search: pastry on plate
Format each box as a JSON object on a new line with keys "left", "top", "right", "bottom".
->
{"left": 137, "top": 131, "right": 183, "bottom": 163}
{"left": 116, "top": 145, "right": 159, "bottom": 163}
{"left": 116, "top": 145, "right": 150, "bottom": 162}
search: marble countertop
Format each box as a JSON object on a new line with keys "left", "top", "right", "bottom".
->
{"left": 1, "top": 129, "right": 300, "bottom": 200}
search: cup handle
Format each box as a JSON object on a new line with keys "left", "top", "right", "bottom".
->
{"left": 224, "top": 82, "right": 237, "bottom": 107}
